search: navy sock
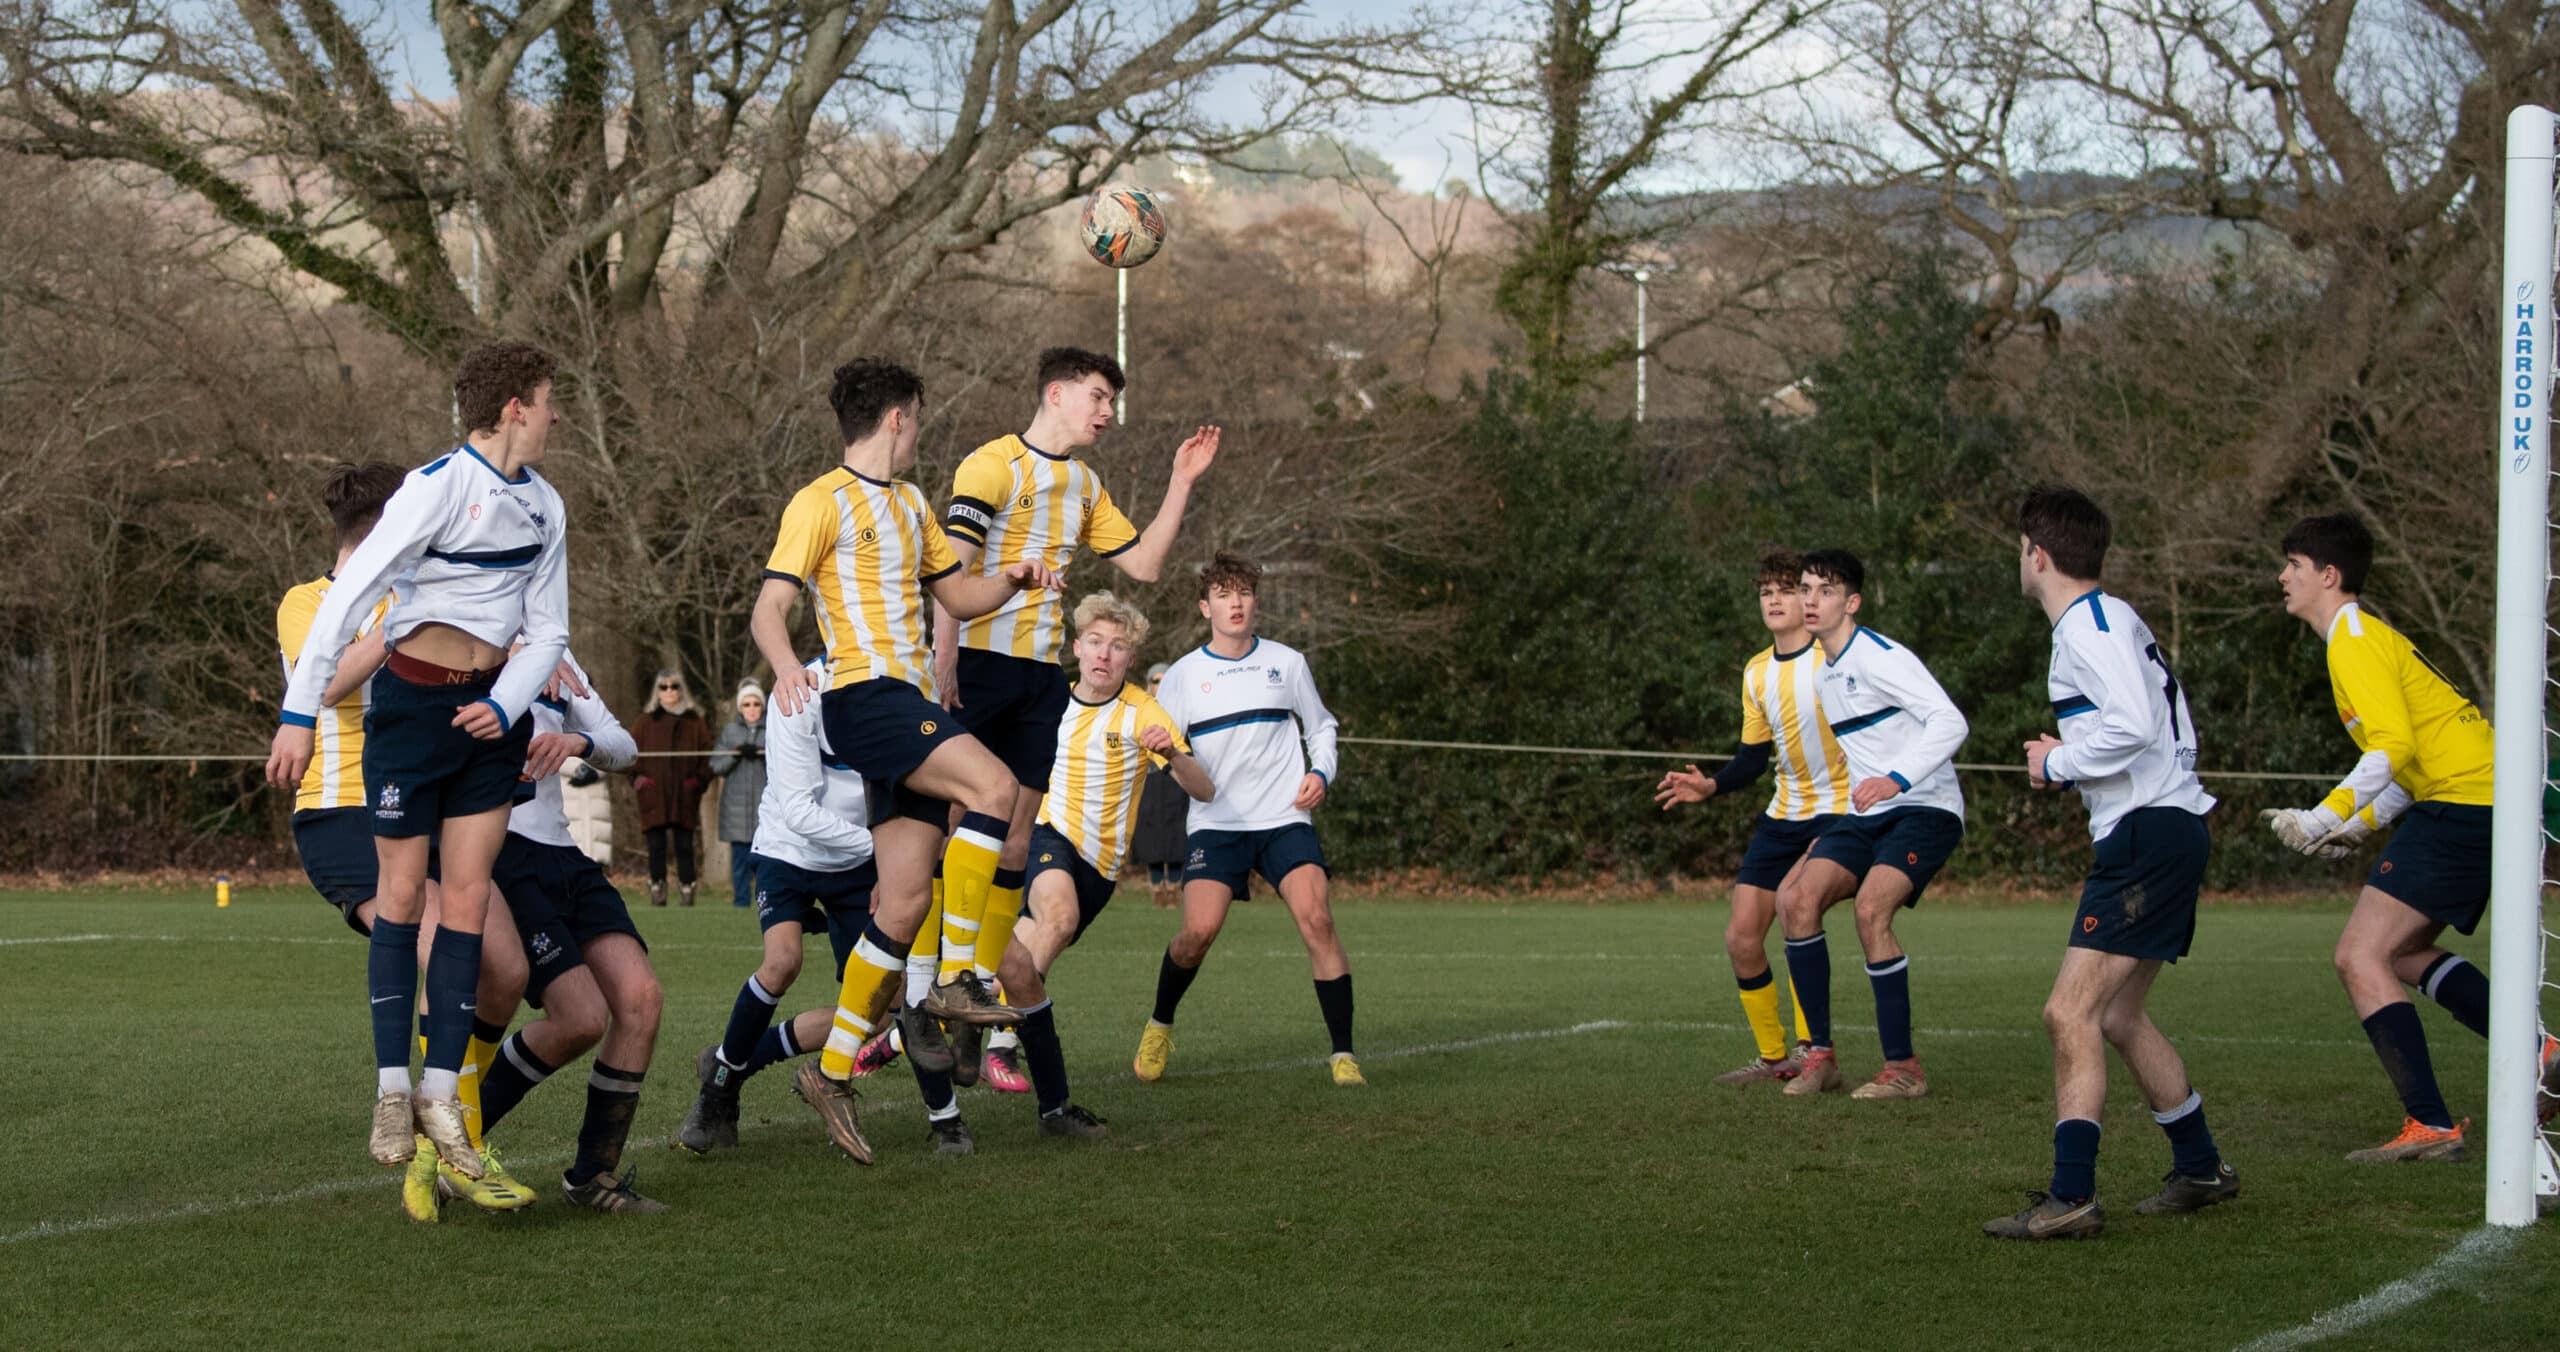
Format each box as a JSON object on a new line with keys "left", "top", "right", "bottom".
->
{"left": 716, "top": 975, "right": 782, "bottom": 1089}
{"left": 1151, "top": 948, "right": 1202, "bottom": 1026}
{"left": 479, "top": 1031, "right": 556, "bottom": 1133}
{"left": 912, "top": 1058, "right": 956, "bottom": 1116}
{"left": 568, "top": 1062, "right": 644, "bottom": 1185}
{"left": 1867, "top": 956, "right": 1913, "bottom": 1062}
{"left": 2050, "top": 1118, "right": 2101, "bottom": 1204}
{"left": 1783, "top": 932, "right": 1832, "bottom": 1049}
{"left": 1019, "top": 1001, "right": 1071, "bottom": 1116}
{"left": 421, "top": 928, "right": 481, "bottom": 1075}
{"left": 2417, "top": 954, "right": 2491, "bottom": 1039}
{"left": 470, "top": 1016, "right": 508, "bottom": 1046}
{"left": 367, "top": 920, "right": 421, "bottom": 1072}
{"left": 2154, "top": 1090, "right": 2221, "bottom": 1177}
{"left": 1314, "top": 974, "right": 1355, "bottom": 1055}
{"left": 2361, "top": 1001, "right": 2454, "bottom": 1129}
{"left": 744, "top": 1018, "right": 803, "bottom": 1077}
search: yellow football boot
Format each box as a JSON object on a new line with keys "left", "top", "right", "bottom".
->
{"left": 1133, "top": 1022, "right": 1175, "bottom": 1083}
{"left": 1329, "top": 1053, "right": 1367, "bottom": 1087}
{"left": 436, "top": 1144, "right": 538, "bottom": 1212}
{"left": 401, "top": 1135, "right": 442, "bottom": 1224}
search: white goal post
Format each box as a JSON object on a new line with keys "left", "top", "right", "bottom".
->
{"left": 2489, "top": 104, "right": 2558, "bottom": 1228}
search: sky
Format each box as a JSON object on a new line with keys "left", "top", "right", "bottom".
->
{"left": 360, "top": 0, "right": 1757, "bottom": 196}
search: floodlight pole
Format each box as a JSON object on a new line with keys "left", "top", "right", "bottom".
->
{"left": 1117, "top": 267, "right": 1129, "bottom": 422}
{"left": 1634, "top": 269, "right": 1650, "bottom": 424}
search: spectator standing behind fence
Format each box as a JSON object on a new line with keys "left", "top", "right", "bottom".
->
{"left": 1131, "top": 661, "right": 1189, "bottom": 909}
{"left": 634, "top": 667, "right": 713, "bottom": 906}
{"left": 710, "top": 679, "right": 769, "bottom": 909}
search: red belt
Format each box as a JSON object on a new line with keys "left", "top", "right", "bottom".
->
{"left": 387, "top": 650, "right": 501, "bottom": 686}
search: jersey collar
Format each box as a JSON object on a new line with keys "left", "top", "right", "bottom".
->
{"left": 459, "top": 444, "right": 532, "bottom": 485}
{"left": 1771, "top": 637, "right": 1816, "bottom": 662}
{"left": 1824, "top": 627, "right": 1865, "bottom": 666}
{"left": 2325, "top": 600, "right": 2364, "bottom": 644}
{"left": 1070, "top": 679, "right": 1129, "bottom": 708}
{"left": 1200, "top": 636, "right": 1261, "bottom": 662}
{"left": 1017, "top": 434, "right": 1071, "bottom": 462}
{"left": 2052, "top": 587, "right": 2104, "bottom": 632}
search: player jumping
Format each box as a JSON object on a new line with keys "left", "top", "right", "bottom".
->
{"left": 268, "top": 341, "right": 570, "bottom": 1181}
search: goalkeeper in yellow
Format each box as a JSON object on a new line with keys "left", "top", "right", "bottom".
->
{"left": 2265, "top": 513, "right": 2555, "bottom": 1161}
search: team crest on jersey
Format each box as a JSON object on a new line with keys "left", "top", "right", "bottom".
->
{"left": 859, "top": 527, "right": 878, "bottom": 544}
{"left": 1017, "top": 492, "right": 1034, "bottom": 510}
{"left": 467, "top": 502, "right": 482, "bottom": 520}
{"left": 1266, "top": 668, "right": 1284, "bottom": 686}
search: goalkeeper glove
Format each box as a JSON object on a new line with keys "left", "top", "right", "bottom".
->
{"left": 2307, "top": 811, "right": 2377, "bottom": 861}
{"left": 2259, "top": 805, "right": 2346, "bottom": 857}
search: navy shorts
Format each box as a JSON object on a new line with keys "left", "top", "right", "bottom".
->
{"left": 1807, "top": 806, "right": 1966, "bottom": 906}
{"left": 954, "top": 649, "right": 1070, "bottom": 790}
{"left": 2371, "top": 802, "right": 2492, "bottom": 936}
{"left": 2070, "top": 807, "right": 2210, "bottom": 962}
{"left": 755, "top": 856, "right": 878, "bottom": 982}
{"left": 822, "top": 677, "right": 964, "bottom": 824}
{"left": 1736, "top": 813, "right": 1841, "bottom": 891}
{"left": 293, "top": 807, "right": 378, "bottom": 934}
{"left": 1025, "top": 823, "right": 1115, "bottom": 944}
{"left": 1183, "top": 823, "right": 1328, "bottom": 897}
{"left": 362, "top": 666, "right": 534, "bottom": 839}
{"left": 493, "top": 833, "right": 646, "bottom": 1007}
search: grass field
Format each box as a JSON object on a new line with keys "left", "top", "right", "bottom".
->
{"left": 2, "top": 884, "right": 2553, "bottom": 1351}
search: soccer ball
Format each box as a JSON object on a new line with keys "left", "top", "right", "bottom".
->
{"left": 1079, "top": 186, "right": 1168, "bottom": 269}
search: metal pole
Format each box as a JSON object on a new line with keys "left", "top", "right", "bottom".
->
{"left": 1116, "top": 266, "right": 1129, "bottom": 423}
{"left": 2486, "top": 102, "right": 2555, "bottom": 1228}
{"left": 1634, "top": 269, "right": 1649, "bottom": 423}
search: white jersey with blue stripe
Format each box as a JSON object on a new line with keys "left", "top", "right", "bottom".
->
{"left": 508, "top": 656, "right": 638, "bottom": 849}
{"left": 2038, "top": 590, "right": 2216, "bottom": 839}
{"left": 280, "top": 446, "right": 570, "bottom": 732}
{"left": 1812, "top": 626, "right": 1968, "bottom": 818}
{"left": 751, "top": 660, "right": 874, "bottom": 873}
{"left": 1153, "top": 636, "right": 1340, "bottom": 833}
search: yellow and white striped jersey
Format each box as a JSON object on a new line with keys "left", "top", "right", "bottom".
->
{"left": 276, "top": 575, "right": 389, "bottom": 812}
{"left": 944, "top": 435, "right": 1139, "bottom": 664}
{"left": 765, "top": 467, "right": 960, "bottom": 696}
{"left": 1741, "top": 640, "right": 1851, "bottom": 820}
{"left": 1037, "top": 680, "right": 1187, "bottom": 875}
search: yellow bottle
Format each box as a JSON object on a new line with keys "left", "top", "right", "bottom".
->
{"left": 215, "top": 874, "right": 232, "bottom": 908}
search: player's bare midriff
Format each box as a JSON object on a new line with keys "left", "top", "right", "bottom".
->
{"left": 396, "top": 621, "right": 509, "bottom": 673}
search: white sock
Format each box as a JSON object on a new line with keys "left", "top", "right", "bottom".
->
{"left": 987, "top": 1027, "right": 1021, "bottom": 1052}
{"left": 418, "top": 1068, "right": 460, "bottom": 1101}
{"left": 377, "top": 1066, "right": 413, "bottom": 1096}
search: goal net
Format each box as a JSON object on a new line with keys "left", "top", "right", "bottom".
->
{"left": 2491, "top": 104, "right": 2560, "bottom": 1226}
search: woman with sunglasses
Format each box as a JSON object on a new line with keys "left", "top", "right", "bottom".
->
{"left": 634, "top": 668, "right": 713, "bottom": 905}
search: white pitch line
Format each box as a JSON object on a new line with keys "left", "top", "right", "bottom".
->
{"left": 2230, "top": 1225, "right": 2523, "bottom": 1352}
{"left": 0, "top": 1017, "right": 1644, "bottom": 1248}
{"left": 0, "top": 933, "right": 112, "bottom": 946}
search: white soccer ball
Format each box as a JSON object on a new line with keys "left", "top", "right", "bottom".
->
{"left": 1079, "top": 186, "right": 1168, "bottom": 269}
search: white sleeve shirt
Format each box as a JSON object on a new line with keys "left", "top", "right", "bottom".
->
{"left": 281, "top": 447, "right": 571, "bottom": 733}
{"left": 507, "top": 654, "right": 636, "bottom": 848}
{"left": 2038, "top": 590, "right": 2216, "bottom": 839}
{"left": 1813, "top": 626, "right": 1969, "bottom": 818}
{"left": 750, "top": 661, "right": 874, "bottom": 873}
{"left": 1156, "top": 637, "right": 1340, "bottom": 833}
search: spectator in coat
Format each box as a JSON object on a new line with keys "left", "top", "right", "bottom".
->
{"left": 634, "top": 666, "right": 713, "bottom": 906}
{"left": 709, "top": 678, "right": 769, "bottom": 908}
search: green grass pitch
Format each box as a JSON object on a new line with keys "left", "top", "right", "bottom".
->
{"left": 2, "top": 885, "right": 2553, "bottom": 1350}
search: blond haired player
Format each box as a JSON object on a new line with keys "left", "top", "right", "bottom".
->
{"left": 998, "top": 592, "right": 1213, "bottom": 1136}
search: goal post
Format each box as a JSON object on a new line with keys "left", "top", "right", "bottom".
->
{"left": 2489, "top": 103, "right": 2557, "bottom": 1228}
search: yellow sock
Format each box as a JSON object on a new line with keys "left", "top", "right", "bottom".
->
{"left": 460, "top": 1033, "right": 500, "bottom": 1150}
{"left": 973, "top": 873, "right": 1027, "bottom": 985}
{"left": 819, "top": 928, "right": 907, "bottom": 1078}
{"left": 1787, "top": 975, "right": 1811, "bottom": 1045}
{"left": 1737, "top": 971, "right": 1787, "bottom": 1062}
{"left": 937, "top": 812, "right": 1007, "bottom": 982}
